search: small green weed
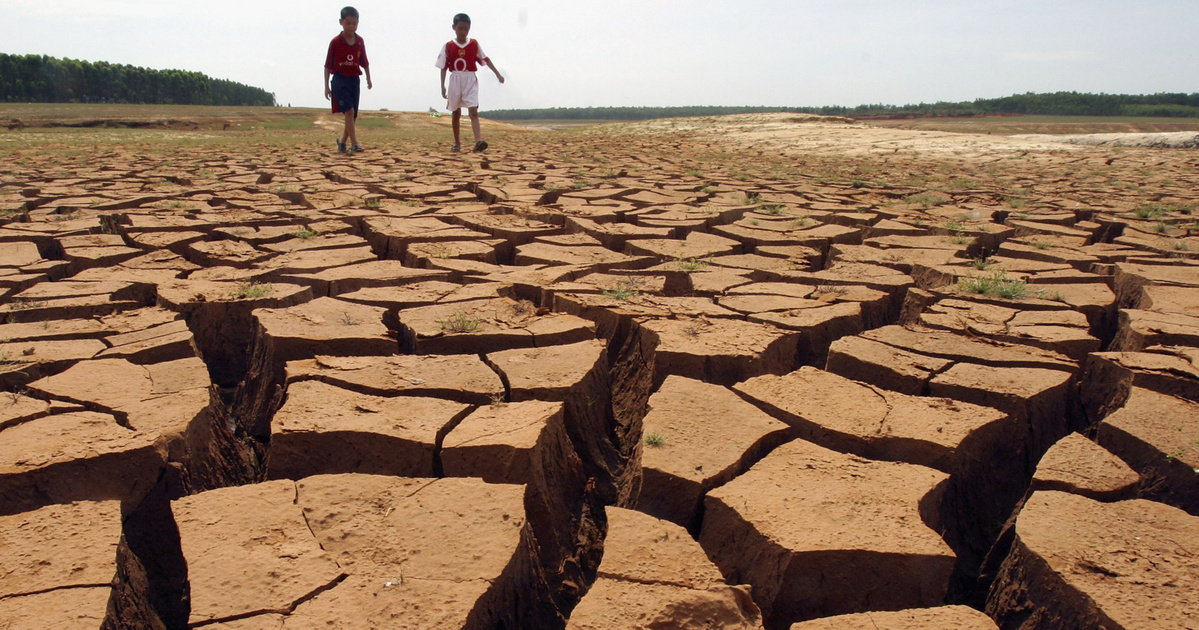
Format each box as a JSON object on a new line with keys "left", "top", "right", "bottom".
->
{"left": 436, "top": 312, "right": 481, "bottom": 333}
{"left": 232, "top": 282, "right": 272, "bottom": 300}
{"left": 675, "top": 257, "right": 709, "bottom": 272}
{"left": 644, "top": 432, "right": 666, "bottom": 447}
{"left": 603, "top": 287, "right": 639, "bottom": 301}
{"left": 292, "top": 226, "right": 318, "bottom": 239}
{"left": 958, "top": 270, "right": 1027, "bottom": 300}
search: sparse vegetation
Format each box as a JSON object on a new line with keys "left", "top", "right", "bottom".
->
{"left": 231, "top": 282, "right": 272, "bottom": 300}
{"left": 436, "top": 312, "right": 482, "bottom": 333}
{"left": 603, "top": 286, "right": 639, "bottom": 301}
{"left": 292, "top": 226, "right": 318, "bottom": 239}
{"left": 958, "top": 270, "right": 1028, "bottom": 300}
{"left": 675, "top": 257, "right": 709, "bottom": 272}
{"left": 644, "top": 432, "right": 666, "bottom": 447}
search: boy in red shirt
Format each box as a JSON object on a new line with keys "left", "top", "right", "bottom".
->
{"left": 436, "top": 13, "right": 504, "bottom": 153}
{"left": 324, "top": 6, "right": 372, "bottom": 153}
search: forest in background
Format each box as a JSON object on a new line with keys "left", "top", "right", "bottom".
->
{"left": 486, "top": 92, "right": 1199, "bottom": 121}
{"left": 0, "top": 53, "right": 276, "bottom": 106}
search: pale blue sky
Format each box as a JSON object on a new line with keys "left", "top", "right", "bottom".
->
{"left": 3, "top": 0, "right": 1196, "bottom": 111}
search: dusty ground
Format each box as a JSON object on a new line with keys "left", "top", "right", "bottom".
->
{"left": 1, "top": 106, "right": 1197, "bottom": 630}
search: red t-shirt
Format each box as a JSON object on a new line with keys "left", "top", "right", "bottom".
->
{"left": 326, "top": 34, "right": 368, "bottom": 77}
{"left": 441, "top": 39, "right": 485, "bottom": 73}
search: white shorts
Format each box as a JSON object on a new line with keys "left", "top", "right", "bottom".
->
{"left": 446, "top": 72, "right": 479, "bottom": 111}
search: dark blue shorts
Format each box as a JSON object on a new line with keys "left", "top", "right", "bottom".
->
{"left": 330, "top": 74, "right": 360, "bottom": 117}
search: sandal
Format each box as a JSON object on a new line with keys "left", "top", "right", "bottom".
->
{"left": 351, "top": 144, "right": 364, "bottom": 153}
{"left": 337, "top": 140, "right": 347, "bottom": 153}
{"left": 451, "top": 145, "right": 461, "bottom": 153}
{"left": 474, "top": 140, "right": 488, "bottom": 152}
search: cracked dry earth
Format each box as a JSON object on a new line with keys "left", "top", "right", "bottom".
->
{"left": 1, "top": 112, "right": 1198, "bottom": 630}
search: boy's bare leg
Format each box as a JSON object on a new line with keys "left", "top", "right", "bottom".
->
{"left": 342, "top": 109, "right": 356, "bottom": 145}
{"left": 347, "top": 109, "right": 359, "bottom": 147}
{"left": 451, "top": 110, "right": 462, "bottom": 147}
{"left": 469, "top": 107, "right": 482, "bottom": 144}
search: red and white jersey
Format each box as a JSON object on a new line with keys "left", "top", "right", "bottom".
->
{"left": 326, "top": 33, "right": 368, "bottom": 76}
{"left": 435, "top": 39, "right": 488, "bottom": 73}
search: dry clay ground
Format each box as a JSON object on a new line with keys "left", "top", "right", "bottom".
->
{"left": 1, "top": 108, "right": 1198, "bottom": 630}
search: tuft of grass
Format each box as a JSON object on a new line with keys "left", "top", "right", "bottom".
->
{"left": 958, "top": 270, "right": 1027, "bottom": 300}
{"left": 603, "top": 286, "right": 639, "bottom": 301}
{"left": 675, "top": 257, "right": 709, "bottom": 272}
{"left": 1030, "top": 239, "right": 1052, "bottom": 250}
{"left": 644, "top": 432, "right": 666, "bottom": 448}
{"left": 759, "top": 204, "right": 784, "bottom": 216}
{"left": 232, "top": 282, "right": 272, "bottom": 300}
{"left": 292, "top": 226, "right": 318, "bottom": 239}
{"left": 1034, "top": 289, "right": 1067, "bottom": 302}
{"left": 436, "top": 312, "right": 481, "bottom": 333}
{"left": 970, "top": 256, "right": 992, "bottom": 270}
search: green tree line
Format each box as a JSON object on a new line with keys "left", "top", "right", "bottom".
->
{"left": 0, "top": 53, "right": 275, "bottom": 106}
{"left": 486, "top": 92, "right": 1199, "bottom": 121}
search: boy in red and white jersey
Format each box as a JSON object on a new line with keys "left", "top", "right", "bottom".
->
{"left": 436, "top": 13, "right": 504, "bottom": 153}
{"left": 324, "top": 6, "right": 372, "bottom": 153}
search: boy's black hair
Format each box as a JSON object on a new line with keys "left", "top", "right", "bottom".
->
{"left": 341, "top": 6, "right": 359, "bottom": 20}
{"left": 453, "top": 13, "right": 471, "bottom": 26}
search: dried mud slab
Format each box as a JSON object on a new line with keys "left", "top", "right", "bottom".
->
{"left": 292, "top": 475, "right": 555, "bottom": 629}
{"left": 567, "top": 507, "right": 764, "bottom": 630}
{"left": 485, "top": 340, "right": 638, "bottom": 504}
{"left": 918, "top": 298, "right": 1100, "bottom": 361}
{"left": 3, "top": 357, "right": 241, "bottom": 515}
{"left": 734, "top": 366, "right": 1023, "bottom": 576}
{"left": 442, "top": 400, "right": 600, "bottom": 611}
{"left": 266, "top": 380, "right": 471, "bottom": 480}
{"left": 1110, "top": 309, "right": 1199, "bottom": 352}
{"left": 700, "top": 439, "right": 954, "bottom": 628}
{"left": 637, "top": 375, "right": 791, "bottom": 529}
{"left": 986, "top": 491, "right": 1199, "bottom": 630}
{"left": 789, "top": 605, "right": 998, "bottom": 629}
{"left": 396, "top": 297, "right": 595, "bottom": 355}
{"left": 0, "top": 500, "right": 123, "bottom": 628}
{"left": 286, "top": 353, "right": 504, "bottom": 404}
{"left": 641, "top": 316, "right": 802, "bottom": 387}
{"left": 157, "top": 279, "right": 313, "bottom": 388}
{"left": 170, "top": 480, "right": 346, "bottom": 627}
{"left": 1030, "top": 432, "right": 1140, "bottom": 501}
{"left": 1095, "top": 387, "right": 1199, "bottom": 515}
{"left": 1078, "top": 349, "right": 1199, "bottom": 423}
{"left": 235, "top": 296, "right": 396, "bottom": 438}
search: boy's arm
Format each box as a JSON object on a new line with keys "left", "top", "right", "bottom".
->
{"left": 484, "top": 59, "right": 505, "bottom": 84}
{"left": 324, "top": 68, "right": 332, "bottom": 100}
{"left": 364, "top": 65, "right": 372, "bottom": 90}
{"left": 440, "top": 68, "right": 448, "bottom": 99}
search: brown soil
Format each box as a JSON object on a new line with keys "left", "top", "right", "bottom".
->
{"left": 1, "top": 110, "right": 1198, "bottom": 628}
